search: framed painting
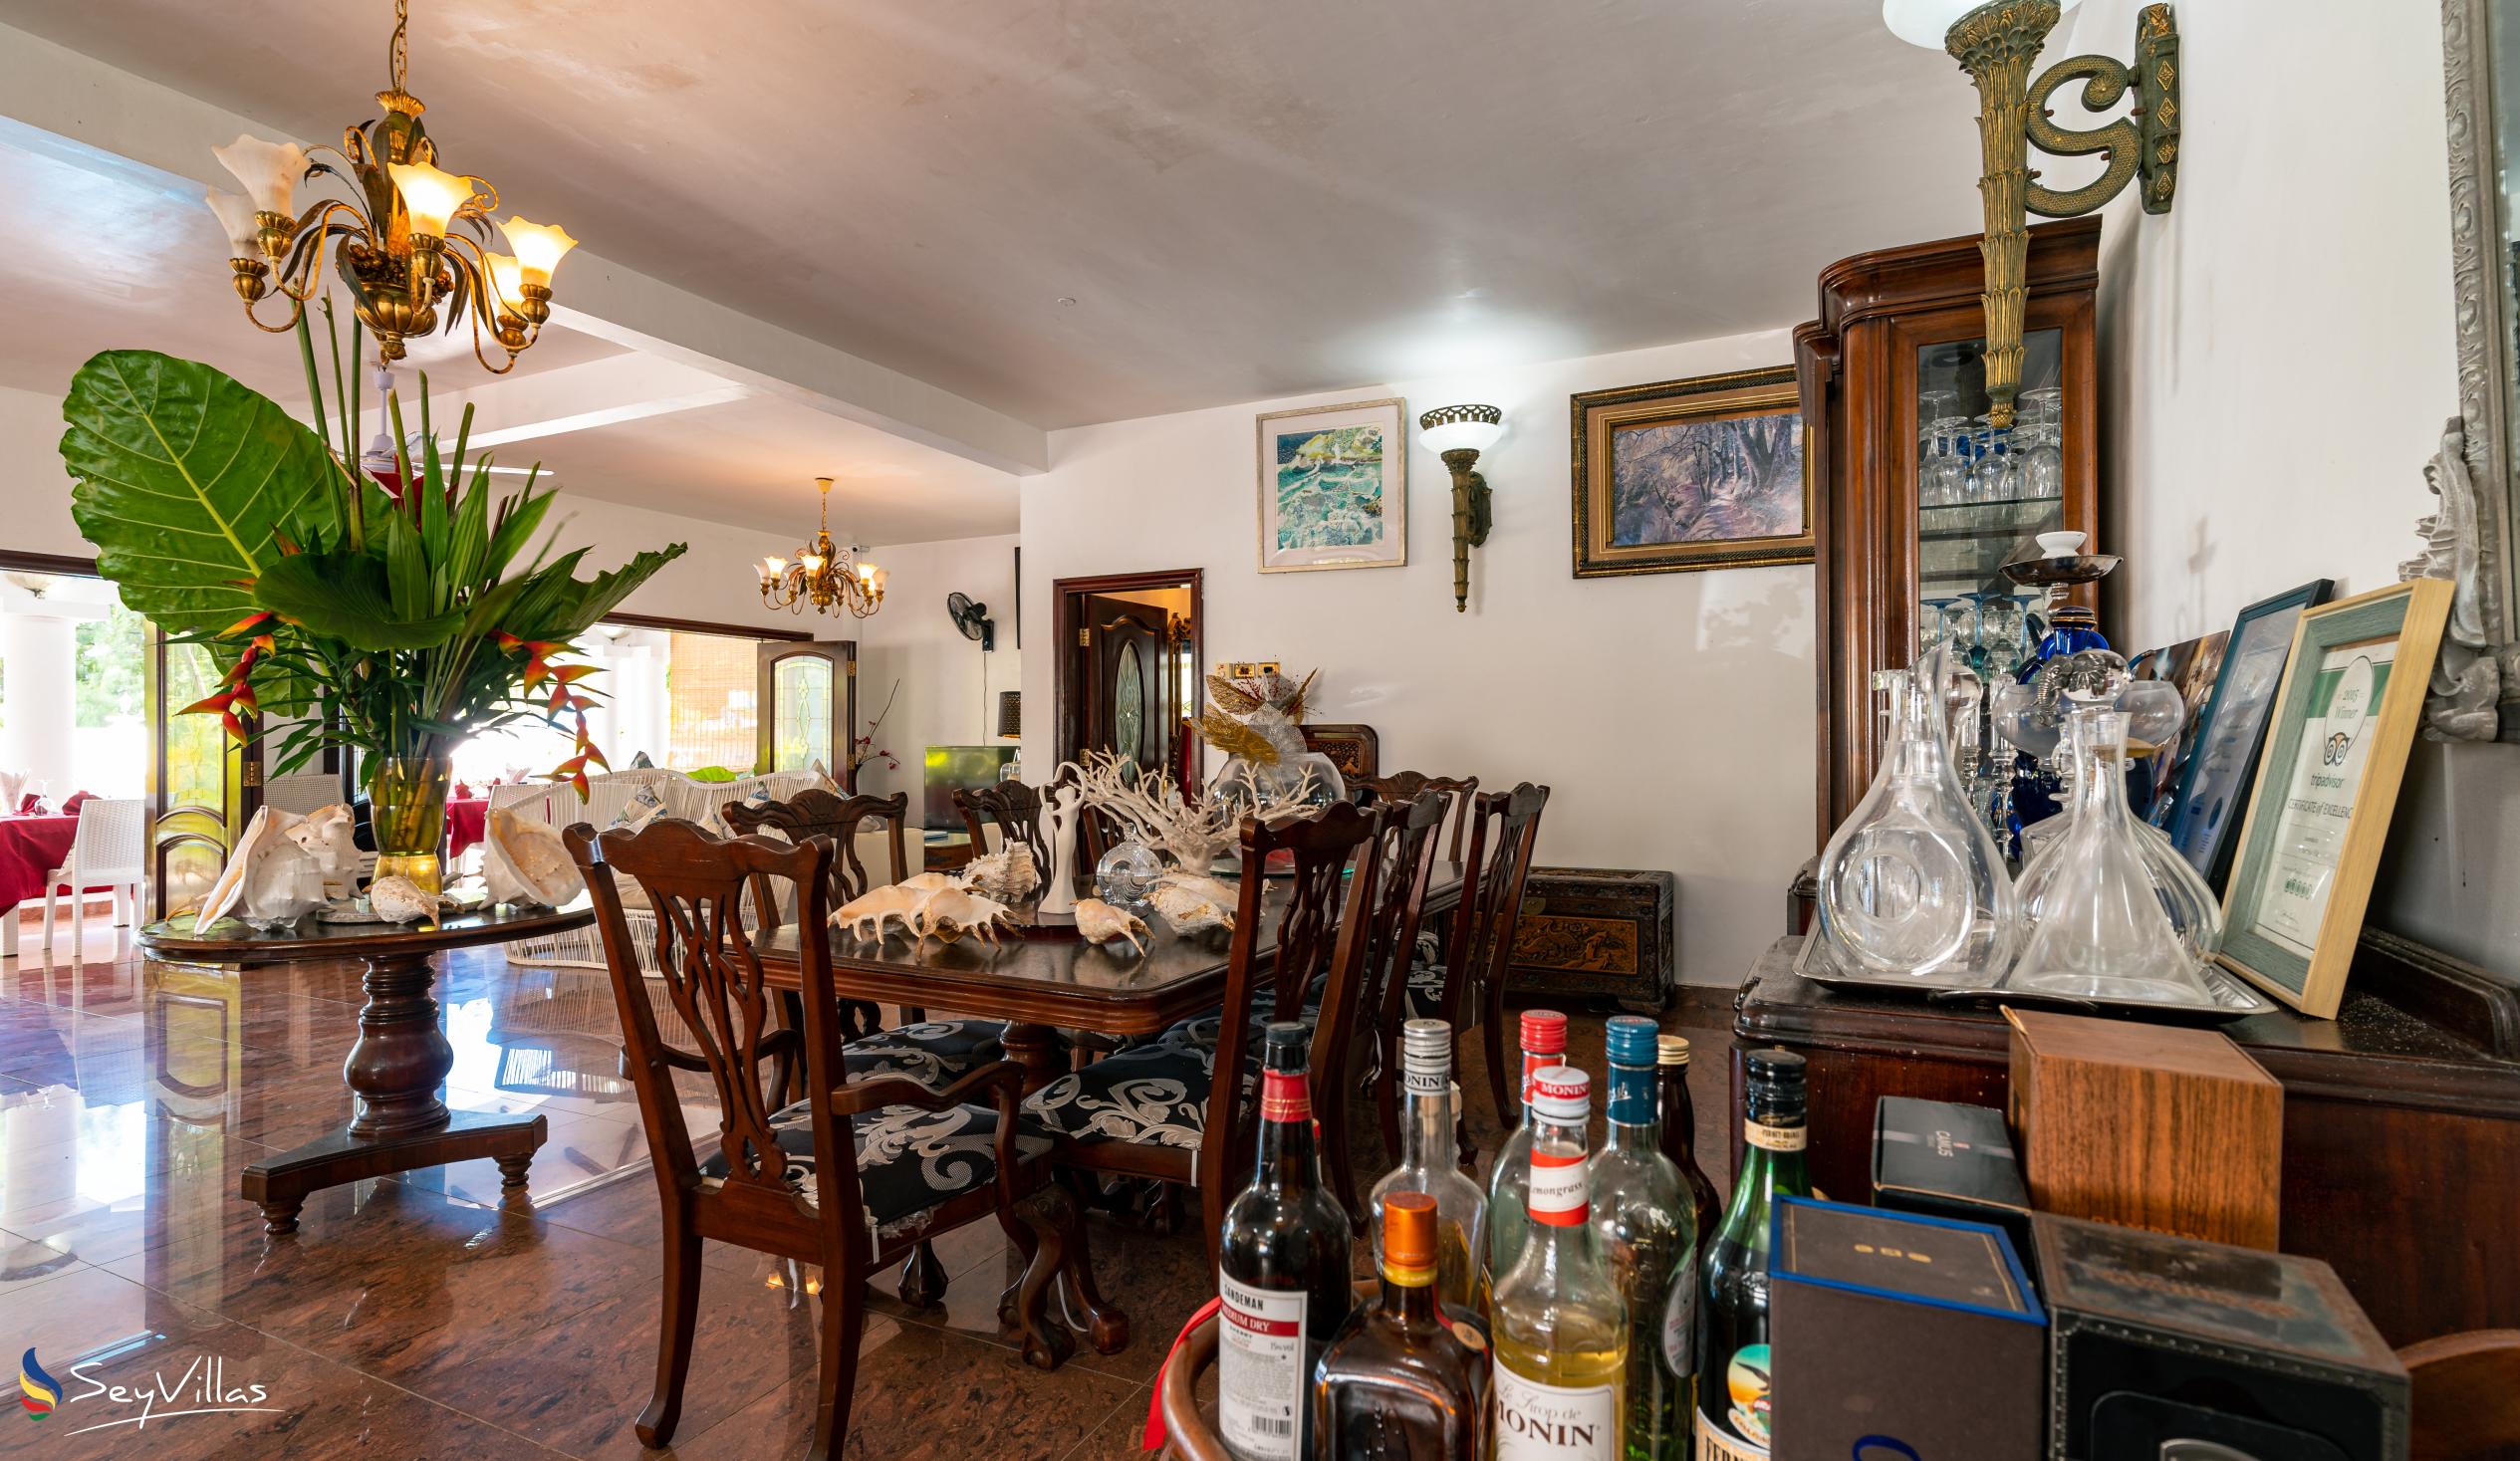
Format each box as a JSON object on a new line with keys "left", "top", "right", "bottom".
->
{"left": 1255, "top": 397, "right": 1406, "bottom": 573}
{"left": 2217, "top": 578, "right": 2452, "bottom": 1017}
{"left": 2162, "top": 579, "right": 2334, "bottom": 893}
{"left": 2127, "top": 627, "right": 2229, "bottom": 825}
{"left": 1570, "top": 365, "right": 1811, "bottom": 577}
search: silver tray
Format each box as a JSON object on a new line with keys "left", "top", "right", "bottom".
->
{"left": 1794, "top": 945, "right": 2276, "bottom": 1023}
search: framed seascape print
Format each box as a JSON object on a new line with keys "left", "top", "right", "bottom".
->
{"left": 1570, "top": 365, "right": 1811, "bottom": 577}
{"left": 1256, "top": 397, "right": 1406, "bottom": 573}
{"left": 2164, "top": 580, "right": 2335, "bottom": 894}
{"left": 2218, "top": 578, "right": 2452, "bottom": 1018}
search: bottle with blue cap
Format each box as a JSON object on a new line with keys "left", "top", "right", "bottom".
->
{"left": 1590, "top": 1015, "right": 1697, "bottom": 1460}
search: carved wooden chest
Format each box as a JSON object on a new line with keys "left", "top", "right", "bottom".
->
{"left": 1504, "top": 866, "right": 1675, "bottom": 1015}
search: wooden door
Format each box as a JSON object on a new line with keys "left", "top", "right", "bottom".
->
{"left": 145, "top": 624, "right": 254, "bottom": 919}
{"left": 757, "top": 639, "right": 858, "bottom": 787}
{"left": 1080, "top": 596, "right": 1176, "bottom": 775}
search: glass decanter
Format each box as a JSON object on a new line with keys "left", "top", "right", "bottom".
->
{"left": 1800, "top": 668, "right": 2020, "bottom": 988}
{"left": 2004, "top": 710, "right": 2221, "bottom": 1004}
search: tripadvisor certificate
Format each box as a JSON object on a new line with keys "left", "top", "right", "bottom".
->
{"left": 2248, "top": 642, "right": 2394, "bottom": 960}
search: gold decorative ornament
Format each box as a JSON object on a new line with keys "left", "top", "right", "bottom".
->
{"left": 758, "top": 477, "right": 887, "bottom": 619}
{"left": 201, "top": 0, "right": 577, "bottom": 373}
{"left": 1420, "top": 404, "right": 1505, "bottom": 612}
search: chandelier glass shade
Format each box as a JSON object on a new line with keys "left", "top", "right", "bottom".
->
{"left": 759, "top": 478, "right": 886, "bottom": 619}
{"left": 203, "top": 0, "right": 578, "bottom": 373}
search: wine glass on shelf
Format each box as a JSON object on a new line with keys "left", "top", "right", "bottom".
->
{"left": 2021, "top": 386, "right": 2065, "bottom": 500}
{"left": 1917, "top": 392, "right": 1958, "bottom": 507}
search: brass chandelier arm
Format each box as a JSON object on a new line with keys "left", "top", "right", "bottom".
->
{"left": 2022, "top": 54, "right": 2141, "bottom": 218}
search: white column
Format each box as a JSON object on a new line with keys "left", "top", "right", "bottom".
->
{"left": 0, "top": 611, "right": 76, "bottom": 793}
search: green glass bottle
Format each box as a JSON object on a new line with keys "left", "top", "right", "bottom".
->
{"left": 1694, "top": 1049, "right": 1810, "bottom": 1459}
{"left": 1589, "top": 1016, "right": 1695, "bottom": 1461}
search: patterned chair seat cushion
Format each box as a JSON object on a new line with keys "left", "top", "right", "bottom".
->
{"left": 843, "top": 1019, "right": 1006, "bottom": 1089}
{"left": 1022, "top": 1036, "right": 1273, "bottom": 1156}
{"left": 1405, "top": 957, "right": 1448, "bottom": 1020}
{"left": 697, "top": 1097, "right": 1049, "bottom": 1241}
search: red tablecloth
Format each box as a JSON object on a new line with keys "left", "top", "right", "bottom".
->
{"left": 0, "top": 814, "right": 106, "bottom": 912}
{"left": 447, "top": 798, "right": 489, "bottom": 858}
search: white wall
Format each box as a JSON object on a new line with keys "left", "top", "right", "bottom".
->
{"left": 852, "top": 532, "right": 1023, "bottom": 825}
{"left": 1020, "top": 331, "right": 1814, "bottom": 988}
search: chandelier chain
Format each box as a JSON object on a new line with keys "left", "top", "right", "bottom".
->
{"left": 389, "top": 0, "right": 409, "bottom": 93}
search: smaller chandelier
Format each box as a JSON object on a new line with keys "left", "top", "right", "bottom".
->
{"left": 203, "top": 0, "right": 577, "bottom": 373}
{"left": 759, "top": 477, "right": 886, "bottom": 619}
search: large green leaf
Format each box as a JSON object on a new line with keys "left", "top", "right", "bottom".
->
{"left": 504, "top": 544, "right": 689, "bottom": 641}
{"left": 60, "top": 351, "right": 345, "bottom": 633}
{"left": 253, "top": 551, "right": 464, "bottom": 650}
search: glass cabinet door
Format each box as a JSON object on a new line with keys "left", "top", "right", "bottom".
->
{"left": 1913, "top": 328, "right": 2067, "bottom": 655}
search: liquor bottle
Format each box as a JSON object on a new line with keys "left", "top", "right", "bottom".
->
{"left": 1484, "top": 1008, "right": 1570, "bottom": 1294}
{"left": 1694, "top": 1049, "right": 1810, "bottom": 1459}
{"left": 1490, "top": 1067, "right": 1627, "bottom": 1461}
{"left": 1654, "top": 1035, "right": 1723, "bottom": 1245}
{"left": 1218, "top": 1021, "right": 1357, "bottom": 1461}
{"left": 1370, "top": 1018, "right": 1489, "bottom": 1318}
{"left": 1314, "top": 1192, "right": 1490, "bottom": 1460}
{"left": 1591, "top": 1017, "right": 1697, "bottom": 1461}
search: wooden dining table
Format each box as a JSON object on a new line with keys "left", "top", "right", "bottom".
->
{"left": 753, "top": 861, "right": 1467, "bottom": 1090}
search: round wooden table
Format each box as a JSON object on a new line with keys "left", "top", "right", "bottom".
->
{"left": 138, "top": 901, "right": 595, "bottom": 1236}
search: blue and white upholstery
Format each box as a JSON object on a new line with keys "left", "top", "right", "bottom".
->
{"left": 842, "top": 1019, "right": 1006, "bottom": 1088}
{"left": 698, "top": 1097, "right": 1049, "bottom": 1241}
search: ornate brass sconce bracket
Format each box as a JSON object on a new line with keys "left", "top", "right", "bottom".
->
{"left": 1444, "top": 448, "right": 1493, "bottom": 614}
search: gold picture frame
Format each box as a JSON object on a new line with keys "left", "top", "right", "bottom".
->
{"left": 1570, "top": 365, "right": 1811, "bottom": 578}
{"left": 2217, "top": 578, "right": 2454, "bottom": 1017}
{"left": 1255, "top": 397, "right": 1407, "bottom": 574}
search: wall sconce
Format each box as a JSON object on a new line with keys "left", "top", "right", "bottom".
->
{"left": 1887, "top": 0, "right": 2180, "bottom": 428}
{"left": 1420, "top": 404, "right": 1504, "bottom": 612}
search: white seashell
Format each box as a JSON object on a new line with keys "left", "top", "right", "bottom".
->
{"left": 1146, "top": 871, "right": 1238, "bottom": 936}
{"left": 960, "top": 845, "right": 1040, "bottom": 902}
{"left": 281, "top": 804, "right": 363, "bottom": 900}
{"left": 1074, "top": 897, "right": 1148, "bottom": 956}
{"left": 897, "top": 871, "right": 963, "bottom": 895}
{"left": 832, "top": 883, "right": 932, "bottom": 942}
{"left": 483, "top": 806, "right": 584, "bottom": 908}
{"left": 368, "top": 874, "right": 448, "bottom": 924}
{"left": 197, "top": 807, "right": 325, "bottom": 929}
{"left": 911, "top": 888, "right": 1017, "bottom": 945}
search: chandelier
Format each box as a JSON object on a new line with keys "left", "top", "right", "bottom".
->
{"left": 202, "top": 0, "right": 577, "bottom": 373}
{"left": 759, "top": 478, "right": 886, "bottom": 619}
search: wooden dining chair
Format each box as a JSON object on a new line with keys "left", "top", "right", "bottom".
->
{"left": 953, "top": 780, "right": 1050, "bottom": 866}
{"left": 1359, "top": 771, "right": 1480, "bottom": 863}
{"left": 2399, "top": 1329, "right": 2520, "bottom": 1460}
{"left": 1021, "top": 801, "right": 1392, "bottom": 1266}
{"left": 725, "top": 788, "right": 910, "bottom": 1040}
{"left": 566, "top": 819, "right": 1123, "bottom": 1461}
{"left": 1404, "top": 783, "right": 1551, "bottom": 1136}
{"left": 1358, "top": 792, "right": 1457, "bottom": 1167}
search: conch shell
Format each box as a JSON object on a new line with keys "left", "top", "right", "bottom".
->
{"left": 1147, "top": 871, "right": 1237, "bottom": 936}
{"left": 833, "top": 882, "right": 930, "bottom": 942}
{"left": 368, "top": 874, "right": 448, "bottom": 924}
{"left": 1074, "top": 897, "right": 1148, "bottom": 955}
{"left": 484, "top": 806, "right": 584, "bottom": 908}
{"left": 912, "top": 888, "right": 1017, "bottom": 945}
{"left": 897, "top": 871, "right": 962, "bottom": 895}
{"left": 197, "top": 806, "right": 325, "bottom": 930}
{"left": 960, "top": 845, "right": 1040, "bottom": 902}
{"left": 281, "top": 803, "right": 361, "bottom": 890}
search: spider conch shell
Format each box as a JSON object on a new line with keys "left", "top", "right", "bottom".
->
{"left": 1146, "top": 871, "right": 1237, "bottom": 936}
{"left": 368, "top": 874, "right": 448, "bottom": 924}
{"left": 833, "top": 882, "right": 931, "bottom": 942}
{"left": 898, "top": 871, "right": 962, "bottom": 895}
{"left": 484, "top": 806, "right": 584, "bottom": 908}
{"left": 912, "top": 888, "right": 1017, "bottom": 945}
{"left": 1074, "top": 897, "right": 1148, "bottom": 955}
{"left": 960, "top": 845, "right": 1040, "bottom": 902}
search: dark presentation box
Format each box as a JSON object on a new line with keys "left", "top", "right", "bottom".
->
{"left": 1768, "top": 1197, "right": 2046, "bottom": 1461}
{"left": 1872, "top": 1096, "right": 2033, "bottom": 1263}
{"left": 2031, "top": 1212, "right": 2408, "bottom": 1460}
{"left": 1502, "top": 866, "right": 1675, "bottom": 1014}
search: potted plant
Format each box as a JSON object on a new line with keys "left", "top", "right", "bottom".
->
{"left": 57, "top": 306, "right": 685, "bottom": 892}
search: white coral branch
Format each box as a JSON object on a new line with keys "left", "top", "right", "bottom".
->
{"left": 1058, "top": 750, "right": 1323, "bottom": 867}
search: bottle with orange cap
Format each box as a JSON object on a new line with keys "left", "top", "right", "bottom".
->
{"left": 1313, "top": 1191, "right": 1490, "bottom": 1459}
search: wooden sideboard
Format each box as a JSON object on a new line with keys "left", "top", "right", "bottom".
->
{"left": 1733, "top": 932, "right": 2520, "bottom": 1346}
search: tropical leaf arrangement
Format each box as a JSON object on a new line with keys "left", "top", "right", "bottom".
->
{"left": 56, "top": 305, "right": 686, "bottom": 795}
{"left": 1194, "top": 666, "right": 1316, "bottom": 767}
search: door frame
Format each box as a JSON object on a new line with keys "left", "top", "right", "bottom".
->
{"left": 1053, "top": 569, "right": 1203, "bottom": 781}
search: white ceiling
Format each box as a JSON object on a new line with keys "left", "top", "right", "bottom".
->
{"left": 0, "top": 0, "right": 1996, "bottom": 431}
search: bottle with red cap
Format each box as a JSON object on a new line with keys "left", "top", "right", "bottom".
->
{"left": 1489, "top": 1066, "right": 1628, "bottom": 1461}
{"left": 1484, "top": 1008, "right": 1570, "bottom": 1296}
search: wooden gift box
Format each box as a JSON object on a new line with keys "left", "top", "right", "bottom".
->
{"left": 1502, "top": 866, "right": 1674, "bottom": 1015}
{"left": 2006, "top": 1007, "right": 2283, "bottom": 1250}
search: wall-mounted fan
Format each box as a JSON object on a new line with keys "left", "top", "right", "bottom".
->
{"left": 947, "top": 593, "right": 996, "bottom": 651}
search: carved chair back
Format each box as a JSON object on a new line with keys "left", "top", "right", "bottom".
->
{"left": 1361, "top": 771, "right": 1480, "bottom": 862}
{"left": 1361, "top": 790, "right": 1453, "bottom": 1069}
{"left": 724, "top": 787, "right": 910, "bottom": 908}
{"left": 1444, "top": 783, "right": 1551, "bottom": 1124}
{"left": 953, "top": 780, "right": 1050, "bottom": 866}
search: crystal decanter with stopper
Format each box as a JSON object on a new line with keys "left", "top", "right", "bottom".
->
{"left": 1798, "top": 667, "right": 2019, "bottom": 988}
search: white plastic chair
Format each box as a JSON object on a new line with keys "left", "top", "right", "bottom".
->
{"left": 43, "top": 797, "right": 147, "bottom": 959}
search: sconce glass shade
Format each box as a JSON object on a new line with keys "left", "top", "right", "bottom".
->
{"left": 1418, "top": 403, "right": 1504, "bottom": 456}
{"left": 211, "top": 133, "right": 307, "bottom": 215}
{"left": 388, "top": 160, "right": 473, "bottom": 239}
{"left": 204, "top": 190, "right": 262, "bottom": 254}
{"left": 1883, "top": 0, "right": 2080, "bottom": 49}
{"left": 500, "top": 216, "right": 579, "bottom": 287}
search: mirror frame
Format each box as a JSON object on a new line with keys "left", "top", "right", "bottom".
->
{"left": 2435, "top": 0, "right": 2520, "bottom": 740}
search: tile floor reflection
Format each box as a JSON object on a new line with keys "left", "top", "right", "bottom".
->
{"left": 0, "top": 909, "right": 1733, "bottom": 1459}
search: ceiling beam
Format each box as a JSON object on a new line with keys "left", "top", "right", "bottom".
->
{"left": 416, "top": 353, "right": 754, "bottom": 452}
{"left": 0, "top": 20, "right": 1050, "bottom": 476}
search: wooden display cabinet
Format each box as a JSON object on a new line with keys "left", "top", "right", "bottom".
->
{"left": 1796, "top": 218, "right": 2103, "bottom": 843}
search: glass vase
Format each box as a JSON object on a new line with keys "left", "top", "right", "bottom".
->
{"left": 1799, "top": 668, "right": 2019, "bottom": 988}
{"left": 369, "top": 754, "right": 453, "bottom": 896}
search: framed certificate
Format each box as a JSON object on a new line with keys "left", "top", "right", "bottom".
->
{"left": 2218, "top": 578, "right": 2453, "bottom": 1016}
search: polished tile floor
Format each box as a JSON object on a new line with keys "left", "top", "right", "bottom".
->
{"left": 0, "top": 909, "right": 1732, "bottom": 1460}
